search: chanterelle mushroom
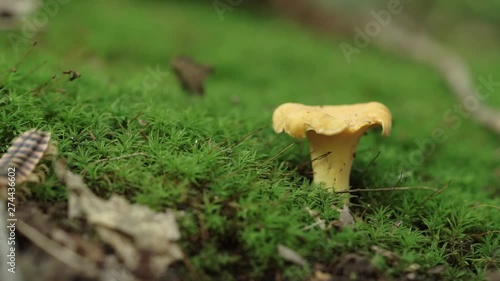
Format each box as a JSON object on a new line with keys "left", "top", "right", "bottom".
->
{"left": 272, "top": 102, "right": 392, "bottom": 193}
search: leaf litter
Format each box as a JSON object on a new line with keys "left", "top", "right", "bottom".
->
{"left": 54, "top": 159, "right": 183, "bottom": 279}
{"left": 0, "top": 130, "right": 184, "bottom": 281}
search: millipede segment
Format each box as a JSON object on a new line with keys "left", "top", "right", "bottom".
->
{"left": 0, "top": 129, "right": 51, "bottom": 185}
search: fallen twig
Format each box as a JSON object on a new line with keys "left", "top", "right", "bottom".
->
{"left": 359, "top": 151, "right": 381, "bottom": 178}
{"left": 416, "top": 181, "right": 452, "bottom": 208}
{"left": 14, "top": 42, "right": 37, "bottom": 72}
{"left": 374, "top": 25, "right": 500, "bottom": 134}
{"left": 393, "top": 171, "right": 404, "bottom": 188}
{"left": 311, "top": 151, "right": 332, "bottom": 163}
{"left": 30, "top": 74, "right": 57, "bottom": 94}
{"left": 261, "top": 142, "right": 298, "bottom": 167}
{"left": 335, "top": 186, "right": 438, "bottom": 194}
{"left": 231, "top": 127, "right": 264, "bottom": 149}
{"left": 128, "top": 111, "right": 143, "bottom": 126}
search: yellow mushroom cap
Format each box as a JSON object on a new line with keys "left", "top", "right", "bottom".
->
{"left": 272, "top": 102, "right": 392, "bottom": 138}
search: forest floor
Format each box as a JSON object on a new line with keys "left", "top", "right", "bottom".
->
{"left": 0, "top": 1, "right": 499, "bottom": 280}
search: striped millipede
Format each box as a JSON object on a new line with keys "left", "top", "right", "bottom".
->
{"left": 0, "top": 129, "right": 52, "bottom": 186}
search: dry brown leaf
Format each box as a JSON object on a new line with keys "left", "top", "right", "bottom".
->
{"left": 170, "top": 56, "right": 213, "bottom": 95}
{"left": 277, "top": 244, "right": 307, "bottom": 267}
{"left": 54, "top": 159, "right": 183, "bottom": 279}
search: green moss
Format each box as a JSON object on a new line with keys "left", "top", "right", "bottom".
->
{"left": 0, "top": 0, "right": 499, "bottom": 280}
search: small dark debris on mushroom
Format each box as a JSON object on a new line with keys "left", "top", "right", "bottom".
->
{"left": 170, "top": 56, "right": 213, "bottom": 95}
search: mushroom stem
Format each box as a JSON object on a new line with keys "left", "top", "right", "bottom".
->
{"left": 307, "top": 130, "right": 365, "bottom": 192}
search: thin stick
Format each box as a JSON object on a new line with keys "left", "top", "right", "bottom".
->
{"left": 30, "top": 74, "right": 56, "bottom": 94}
{"left": 393, "top": 171, "right": 404, "bottom": 188}
{"left": 42, "top": 75, "right": 64, "bottom": 93}
{"left": 335, "top": 186, "right": 438, "bottom": 194}
{"left": 374, "top": 25, "right": 500, "bottom": 134}
{"left": 297, "top": 151, "right": 331, "bottom": 174}
{"left": 129, "top": 111, "right": 143, "bottom": 126}
{"left": 0, "top": 42, "right": 38, "bottom": 86}
{"left": 231, "top": 127, "right": 264, "bottom": 149}
{"left": 1, "top": 42, "right": 38, "bottom": 76}
{"left": 360, "top": 151, "right": 380, "bottom": 177}
{"left": 95, "top": 152, "right": 147, "bottom": 164}
{"left": 311, "top": 151, "right": 331, "bottom": 163}
{"left": 261, "top": 142, "right": 298, "bottom": 167}
{"left": 17, "top": 220, "right": 99, "bottom": 277}
{"left": 360, "top": 204, "right": 370, "bottom": 219}
{"left": 13, "top": 41, "right": 38, "bottom": 71}
{"left": 45, "top": 69, "right": 81, "bottom": 93}
{"left": 24, "top": 60, "right": 48, "bottom": 77}
{"left": 416, "top": 180, "right": 452, "bottom": 208}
